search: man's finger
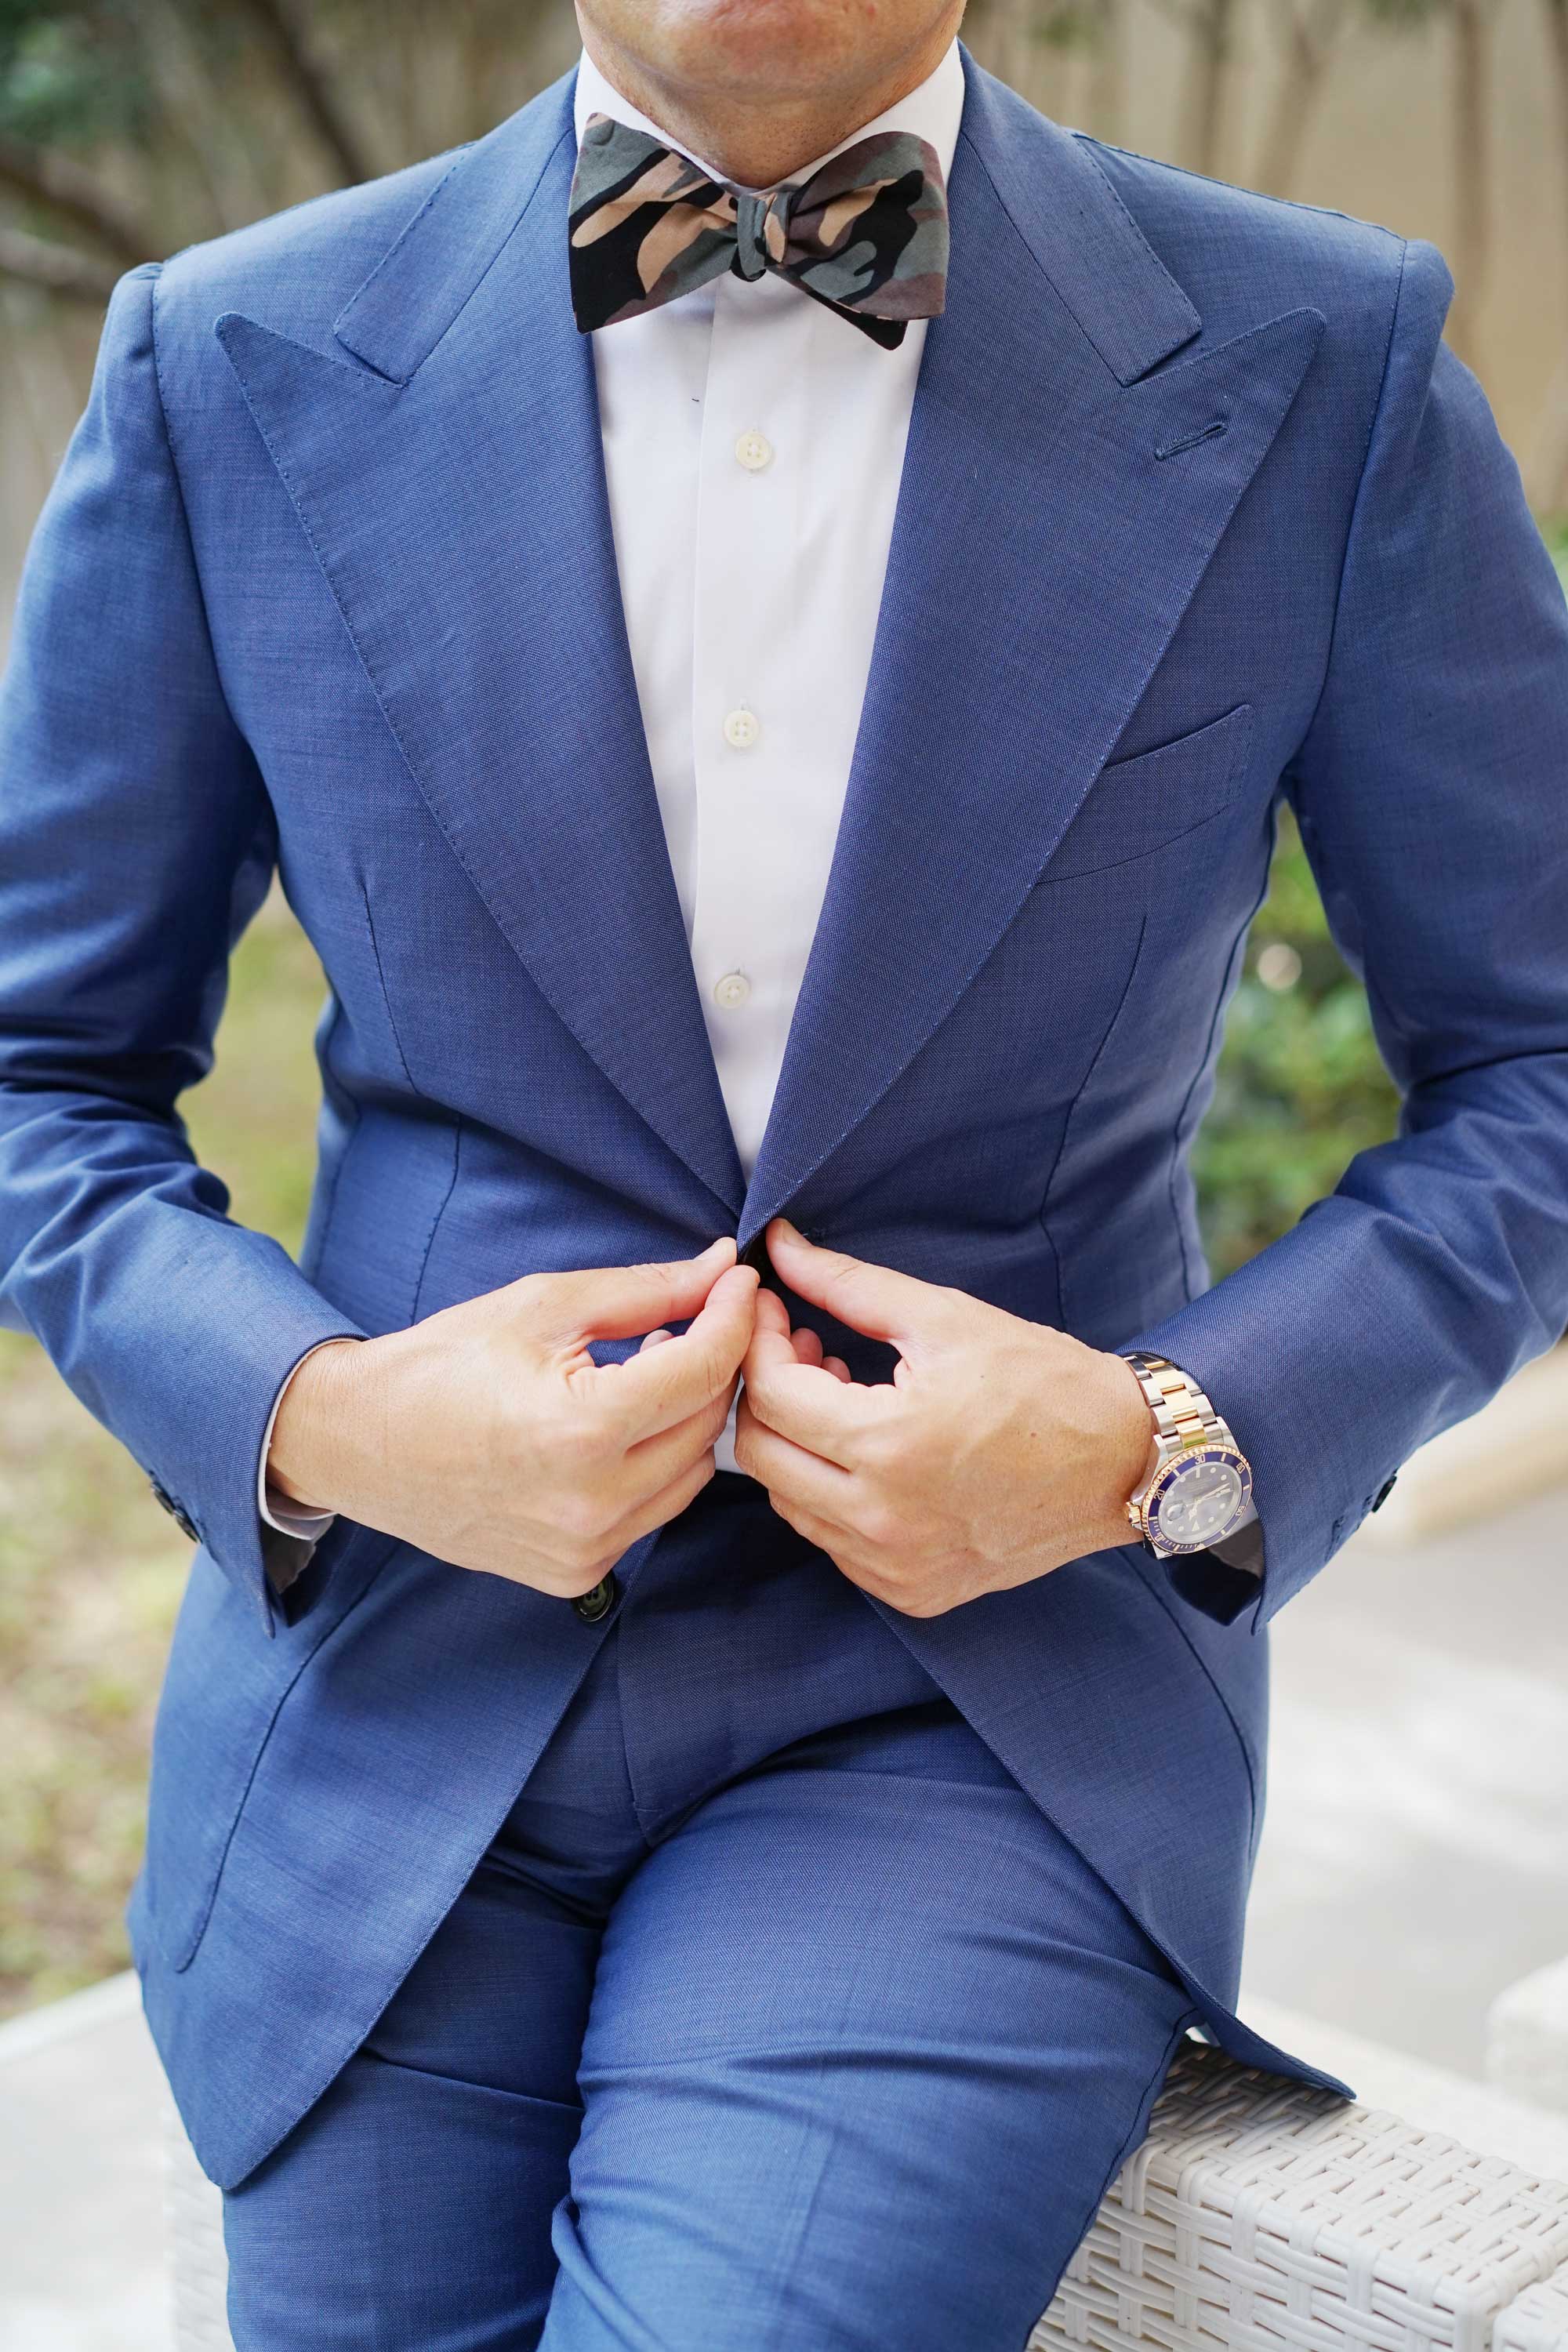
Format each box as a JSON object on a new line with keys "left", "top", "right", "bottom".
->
{"left": 734, "top": 1392, "right": 858, "bottom": 1515}
{"left": 596, "top": 1263, "right": 757, "bottom": 1437}
{"left": 753, "top": 1287, "right": 792, "bottom": 1341}
{"left": 758, "top": 1292, "right": 849, "bottom": 1383}
{"left": 742, "top": 1312, "right": 881, "bottom": 1467}
{"left": 532, "top": 1237, "right": 736, "bottom": 1346}
{"left": 764, "top": 1219, "right": 956, "bottom": 1352}
{"left": 622, "top": 1385, "right": 733, "bottom": 1486}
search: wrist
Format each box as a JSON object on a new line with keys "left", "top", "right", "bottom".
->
{"left": 267, "top": 1337, "right": 368, "bottom": 1515}
{"left": 1079, "top": 1348, "right": 1160, "bottom": 1548}
{"left": 1108, "top": 1349, "right": 1160, "bottom": 1494}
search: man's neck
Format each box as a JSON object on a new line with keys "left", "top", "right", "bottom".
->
{"left": 577, "top": 17, "right": 961, "bottom": 188}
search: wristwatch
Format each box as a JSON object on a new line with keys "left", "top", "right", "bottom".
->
{"left": 1121, "top": 1352, "right": 1254, "bottom": 1558}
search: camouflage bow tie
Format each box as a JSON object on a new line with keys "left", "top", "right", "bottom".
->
{"left": 568, "top": 114, "right": 949, "bottom": 350}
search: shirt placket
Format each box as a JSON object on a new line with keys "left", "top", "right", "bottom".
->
{"left": 688, "top": 267, "right": 814, "bottom": 1180}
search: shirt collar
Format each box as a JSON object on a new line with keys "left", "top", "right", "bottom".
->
{"left": 572, "top": 37, "right": 964, "bottom": 195}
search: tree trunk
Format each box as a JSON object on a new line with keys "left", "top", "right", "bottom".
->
{"left": 991, "top": 0, "right": 1037, "bottom": 100}
{"left": 964, "top": 0, "right": 1051, "bottom": 105}
{"left": 0, "top": 143, "right": 149, "bottom": 266}
{"left": 0, "top": 226, "right": 118, "bottom": 303}
{"left": 1252, "top": 0, "right": 1349, "bottom": 196}
{"left": 145, "top": 0, "right": 274, "bottom": 236}
{"left": 1179, "top": 0, "right": 1238, "bottom": 178}
{"left": 1526, "top": 0, "right": 1568, "bottom": 510}
{"left": 1446, "top": 0, "right": 1492, "bottom": 374}
{"left": 1087, "top": 0, "right": 1130, "bottom": 143}
{"left": 227, "top": 0, "right": 375, "bottom": 187}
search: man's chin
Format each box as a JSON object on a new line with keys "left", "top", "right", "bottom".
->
{"left": 579, "top": 0, "right": 958, "bottom": 104}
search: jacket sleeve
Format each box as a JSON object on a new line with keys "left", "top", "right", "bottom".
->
{"left": 1122, "top": 236, "right": 1568, "bottom": 1631}
{"left": 0, "top": 264, "right": 364, "bottom": 1632}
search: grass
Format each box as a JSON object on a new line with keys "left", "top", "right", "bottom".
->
{"left": 0, "top": 896, "right": 326, "bottom": 2016}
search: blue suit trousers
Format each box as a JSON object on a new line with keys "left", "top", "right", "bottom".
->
{"left": 221, "top": 1479, "right": 1198, "bottom": 2349}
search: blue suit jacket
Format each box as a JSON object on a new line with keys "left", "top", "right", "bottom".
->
{"left": 3, "top": 56, "right": 1566, "bottom": 2188}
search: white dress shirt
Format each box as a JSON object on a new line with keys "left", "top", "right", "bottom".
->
{"left": 262, "top": 40, "right": 1259, "bottom": 1569}
{"left": 577, "top": 41, "right": 965, "bottom": 1174}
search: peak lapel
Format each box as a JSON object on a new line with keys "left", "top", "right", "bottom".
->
{"left": 217, "top": 74, "right": 746, "bottom": 1221}
{"left": 739, "top": 64, "right": 1324, "bottom": 1246}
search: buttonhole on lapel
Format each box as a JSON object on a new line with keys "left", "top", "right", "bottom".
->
{"left": 1155, "top": 415, "right": 1229, "bottom": 462}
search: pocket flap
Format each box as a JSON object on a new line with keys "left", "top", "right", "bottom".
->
{"left": 1043, "top": 702, "right": 1255, "bottom": 884}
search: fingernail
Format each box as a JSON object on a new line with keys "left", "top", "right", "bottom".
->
{"left": 771, "top": 1217, "right": 801, "bottom": 1240}
{"left": 695, "top": 1236, "right": 730, "bottom": 1260}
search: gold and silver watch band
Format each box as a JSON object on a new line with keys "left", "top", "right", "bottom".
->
{"left": 1123, "top": 1352, "right": 1233, "bottom": 1458}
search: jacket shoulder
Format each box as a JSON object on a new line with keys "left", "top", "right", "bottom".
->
{"left": 150, "top": 145, "right": 466, "bottom": 353}
{"left": 1073, "top": 133, "right": 1439, "bottom": 360}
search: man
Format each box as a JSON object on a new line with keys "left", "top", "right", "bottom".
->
{"left": 2, "top": 0, "right": 1565, "bottom": 2339}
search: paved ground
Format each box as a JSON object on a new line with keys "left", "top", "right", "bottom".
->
{"left": 2, "top": 1488, "right": 1565, "bottom": 2350}
{"left": 1243, "top": 1484, "right": 1568, "bottom": 2077}
{"left": 0, "top": 1977, "right": 172, "bottom": 2352}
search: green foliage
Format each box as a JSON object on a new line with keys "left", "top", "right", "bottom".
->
{"left": 0, "top": 0, "right": 151, "bottom": 147}
{"left": 1033, "top": 2, "right": 1110, "bottom": 49}
{"left": 1360, "top": 0, "right": 1451, "bottom": 27}
{"left": 1196, "top": 520, "right": 1568, "bottom": 1281}
{"left": 1193, "top": 810, "right": 1399, "bottom": 1277}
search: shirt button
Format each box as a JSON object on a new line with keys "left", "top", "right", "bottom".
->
{"left": 723, "top": 707, "right": 760, "bottom": 750}
{"left": 713, "top": 971, "right": 752, "bottom": 1010}
{"left": 734, "top": 428, "right": 774, "bottom": 472}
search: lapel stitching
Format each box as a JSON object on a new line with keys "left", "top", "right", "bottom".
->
{"left": 735, "top": 77, "right": 1326, "bottom": 1240}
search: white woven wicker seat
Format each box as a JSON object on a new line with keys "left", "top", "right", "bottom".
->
{"left": 164, "top": 2100, "right": 234, "bottom": 2352}
{"left": 1495, "top": 2273, "right": 1568, "bottom": 2352}
{"left": 165, "top": 2037, "right": 1568, "bottom": 2350}
{"left": 1033, "top": 2040, "right": 1568, "bottom": 2352}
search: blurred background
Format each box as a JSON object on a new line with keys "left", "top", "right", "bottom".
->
{"left": 0, "top": 0, "right": 1564, "bottom": 2085}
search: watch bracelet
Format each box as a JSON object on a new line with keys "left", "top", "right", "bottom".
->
{"left": 1121, "top": 1350, "right": 1233, "bottom": 1454}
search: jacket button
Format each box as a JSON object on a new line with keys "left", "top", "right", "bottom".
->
{"left": 150, "top": 1479, "right": 199, "bottom": 1544}
{"left": 572, "top": 1571, "right": 619, "bottom": 1624}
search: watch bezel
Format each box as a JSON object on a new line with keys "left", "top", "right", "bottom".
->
{"left": 1144, "top": 1443, "right": 1253, "bottom": 1556}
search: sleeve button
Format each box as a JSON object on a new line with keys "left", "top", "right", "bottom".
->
{"left": 572, "top": 1571, "right": 620, "bottom": 1624}
{"left": 151, "top": 1479, "right": 199, "bottom": 1543}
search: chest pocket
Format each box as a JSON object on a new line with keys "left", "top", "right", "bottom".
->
{"left": 1044, "top": 702, "right": 1254, "bottom": 884}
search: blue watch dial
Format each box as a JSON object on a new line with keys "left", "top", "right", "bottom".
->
{"left": 1147, "top": 1446, "right": 1252, "bottom": 1553}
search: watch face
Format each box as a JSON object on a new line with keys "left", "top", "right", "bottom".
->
{"left": 1148, "top": 1447, "right": 1251, "bottom": 1553}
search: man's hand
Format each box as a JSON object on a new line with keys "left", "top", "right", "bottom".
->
{"left": 734, "top": 1220, "right": 1155, "bottom": 1617}
{"left": 268, "top": 1238, "right": 757, "bottom": 1596}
